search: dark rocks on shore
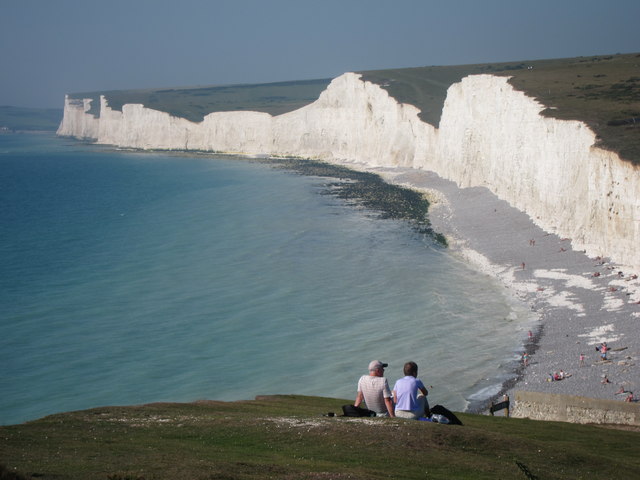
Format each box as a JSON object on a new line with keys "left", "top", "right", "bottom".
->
{"left": 263, "top": 157, "right": 447, "bottom": 245}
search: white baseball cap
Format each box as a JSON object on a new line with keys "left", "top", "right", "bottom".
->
{"left": 368, "top": 360, "right": 388, "bottom": 371}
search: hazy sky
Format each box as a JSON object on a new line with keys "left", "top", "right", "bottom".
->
{"left": 1, "top": 0, "right": 639, "bottom": 109}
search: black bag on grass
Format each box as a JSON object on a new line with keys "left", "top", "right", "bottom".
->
{"left": 430, "top": 404, "right": 463, "bottom": 425}
{"left": 342, "top": 404, "right": 377, "bottom": 417}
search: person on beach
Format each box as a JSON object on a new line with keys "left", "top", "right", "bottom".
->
{"left": 354, "top": 360, "right": 395, "bottom": 417}
{"left": 392, "top": 361, "right": 430, "bottom": 420}
{"left": 549, "top": 371, "right": 569, "bottom": 381}
{"left": 522, "top": 353, "right": 530, "bottom": 366}
{"left": 597, "top": 342, "right": 608, "bottom": 360}
{"left": 580, "top": 353, "right": 585, "bottom": 367}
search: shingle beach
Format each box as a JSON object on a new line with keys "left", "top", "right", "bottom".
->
{"left": 360, "top": 164, "right": 640, "bottom": 408}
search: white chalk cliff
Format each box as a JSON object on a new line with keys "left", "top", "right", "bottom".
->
{"left": 57, "top": 73, "right": 640, "bottom": 269}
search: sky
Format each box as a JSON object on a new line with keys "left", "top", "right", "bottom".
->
{"left": 1, "top": 0, "right": 639, "bottom": 109}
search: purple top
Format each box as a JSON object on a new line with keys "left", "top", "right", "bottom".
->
{"left": 393, "top": 376, "right": 426, "bottom": 411}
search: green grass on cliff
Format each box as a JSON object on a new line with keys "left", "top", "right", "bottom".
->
{"left": 359, "top": 53, "right": 640, "bottom": 164}
{"left": 1, "top": 395, "right": 639, "bottom": 480}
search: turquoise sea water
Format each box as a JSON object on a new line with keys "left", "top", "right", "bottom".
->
{"left": 1, "top": 133, "right": 532, "bottom": 425}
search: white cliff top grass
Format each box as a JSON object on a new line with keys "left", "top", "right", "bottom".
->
{"left": 69, "top": 52, "right": 639, "bottom": 164}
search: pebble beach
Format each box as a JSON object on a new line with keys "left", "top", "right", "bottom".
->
{"left": 362, "top": 165, "right": 640, "bottom": 408}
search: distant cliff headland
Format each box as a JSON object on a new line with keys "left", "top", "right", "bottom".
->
{"left": 57, "top": 53, "right": 640, "bottom": 269}
{"left": 0, "top": 105, "right": 62, "bottom": 132}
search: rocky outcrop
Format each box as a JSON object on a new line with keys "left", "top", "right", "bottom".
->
{"left": 57, "top": 73, "right": 640, "bottom": 269}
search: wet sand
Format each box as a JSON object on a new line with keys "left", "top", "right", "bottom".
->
{"left": 349, "top": 164, "right": 640, "bottom": 407}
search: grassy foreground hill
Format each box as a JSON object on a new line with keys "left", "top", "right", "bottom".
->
{"left": 1, "top": 395, "right": 639, "bottom": 480}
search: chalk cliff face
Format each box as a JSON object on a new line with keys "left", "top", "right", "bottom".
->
{"left": 434, "top": 75, "right": 640, "bottom": 269}
{"left": 57, "top": 73, "right": 640, "bottom": 269}
{"left": 57, "top": 96, "right": 100, "bottom": 139}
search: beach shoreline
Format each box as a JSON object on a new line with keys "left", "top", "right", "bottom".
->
{"left": 337, "top": 162, "right": 640, "bottom": 410}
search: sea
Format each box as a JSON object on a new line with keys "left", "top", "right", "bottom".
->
{"left": 0, "top": 133, "right": 535, "bottom": 425}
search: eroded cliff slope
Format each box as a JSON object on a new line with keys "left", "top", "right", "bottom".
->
{"left": 57, "top": 72, "right": 640, "bottom": 269}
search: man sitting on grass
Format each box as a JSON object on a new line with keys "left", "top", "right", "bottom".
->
{"left": 392, "top": 361, "right": 429, "bottom": 420}
{"left": 354, "top": 360, "right": 395, "bottom": 417}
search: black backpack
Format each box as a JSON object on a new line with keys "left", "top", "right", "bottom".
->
{"left": 430, "top": 404, "right": 463, "bottom": 425}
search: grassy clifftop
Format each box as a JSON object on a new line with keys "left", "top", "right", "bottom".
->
{"left": 1, "top": 395, "right": 639, "bottom": 479}
{"left": 360, "top": 52, "right": 640, "bottom": 165}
